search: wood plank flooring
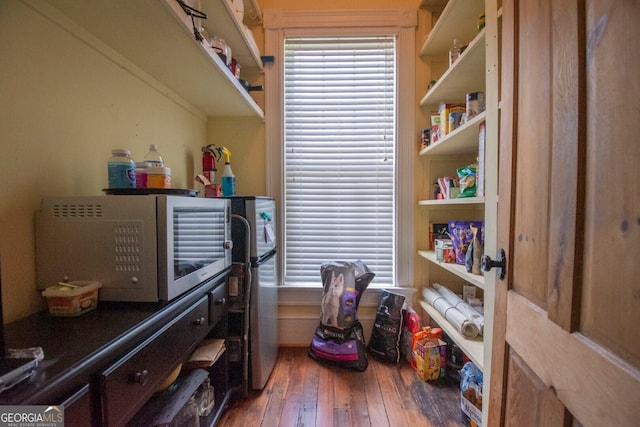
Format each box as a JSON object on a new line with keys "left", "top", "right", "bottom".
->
{"left": 218, "top": 347, "right": 466, "bottom": 427}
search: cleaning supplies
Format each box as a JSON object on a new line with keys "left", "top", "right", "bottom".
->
{"left": 220, "top": 147, "right": 236, "bottom": 196}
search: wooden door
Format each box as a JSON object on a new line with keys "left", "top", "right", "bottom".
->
{"left": 488, "top": 1, "right": 640, "bottom": 426}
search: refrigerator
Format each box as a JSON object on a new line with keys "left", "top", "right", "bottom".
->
{"left": 228, "top": 196, "right": 278, "bottom": 391}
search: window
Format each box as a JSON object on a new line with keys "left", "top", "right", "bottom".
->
{"left": 264, "top": 9, "right": 416, "bottom": 288}
{"left": 282, "top": 35, "right": 396, "bottom": 286}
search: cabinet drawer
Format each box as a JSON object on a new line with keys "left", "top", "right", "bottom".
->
{"left": 99, "top": 296, "right": 210, "bottom": 427}
{"left": 208, "top": 281, "right": 227, "bottom": 326}
{"left": 60, "top": 384, "right": 92, "bottom": 427}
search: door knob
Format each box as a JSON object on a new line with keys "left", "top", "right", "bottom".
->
{"left": 132, "top": 369, "right": 149, "bottom": 386}
{"left": 193, "top": 316, "right": 207, "bottom": 326}
{"left": 481, "top": 248, "right": 506, "bottom": 280}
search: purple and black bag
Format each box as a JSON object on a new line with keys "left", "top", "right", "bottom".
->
{"left": 308, "top": 260, "right": 375, "bottom": 371}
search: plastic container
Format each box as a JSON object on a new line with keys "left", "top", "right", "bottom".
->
{"left": 42, "top": 281, "right": 102, "bottom": 317}
{"left": 194, "top": 377, "right": 215, "bottom": 417}
{"left": 221, "top": 163, "right": 236, "bottom": 196}
{"left": 147, "top": 166, "right": 172, "bottom": 188}
{"left": 108, "top": 149, "right": 136, "bottom": 188}
{"left": 449, "top": 39, "right": 465, "bottom": 67}
{"left": 143, "top": 144, "right": 164, "bottom": 167}
{"left": 135, "top": 161, "right": 151, "bottom": 189}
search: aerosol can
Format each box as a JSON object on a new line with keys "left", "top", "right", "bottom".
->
{"left": 220, "top": 147, "right": 236, "bottom": 196}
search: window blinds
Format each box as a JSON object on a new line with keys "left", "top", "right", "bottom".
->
{"left": 283, "top": 36, "right": 396, "bottom": 286}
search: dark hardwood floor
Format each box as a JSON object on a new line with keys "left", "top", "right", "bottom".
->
{"left": 218, "top": 347, "right": 466, "bottom": 427}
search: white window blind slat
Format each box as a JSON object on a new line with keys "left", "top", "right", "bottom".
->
{"left": 283, "top": 35, "right": 396, "bottom": 286}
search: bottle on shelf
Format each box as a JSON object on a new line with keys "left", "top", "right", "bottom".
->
{"left": 449, "top": 39, "right": 466, "bottom": 67}
{"left": 143, "top": 144, "right": 164, "bottom": 167}
{"left": 108, "top": 149, "right": 136, "bottom": 189}
{"left": 220, "top": 147, "right": 236, "bottom": 197}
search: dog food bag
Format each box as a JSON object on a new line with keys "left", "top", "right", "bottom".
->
{"left": 309, "top": 260, "right": 375, "bottom": 371}
{"left": 368, "top": 290, "right": 405, "bottom": 364}
{"left": 318, "top": 260, "right": 375, "bottom": 329}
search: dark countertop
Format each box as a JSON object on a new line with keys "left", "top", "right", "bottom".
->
{"left": 0, "top": 277, "right": 222, "bottom": 405}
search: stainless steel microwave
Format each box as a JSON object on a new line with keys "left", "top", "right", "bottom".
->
{"left": 35, "top": 195, "right": 232, "bottom": 302}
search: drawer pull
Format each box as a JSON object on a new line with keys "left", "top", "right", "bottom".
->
{"left": 193, "top": 317, "right": 206, "bottom": 326}
{"left": 132, "top": 369, "right": 149, "bottom": 386}
{"left": 214, "top": 297, "right": 226, "bottom": 306}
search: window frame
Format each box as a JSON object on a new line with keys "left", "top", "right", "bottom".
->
{"left": 263, "top": 8, "right": 417, "bottom": 289}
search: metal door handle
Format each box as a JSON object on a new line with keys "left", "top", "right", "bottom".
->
{"left": 482, "top": 248, "right": 506, "bottom": 280}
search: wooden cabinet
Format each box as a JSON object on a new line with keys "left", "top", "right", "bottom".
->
{"left": 60, "top": 385, "right": 92, "bottom": 427}
{"left": 0, "top": 275, "right": 231, "bottom": 426}
{"left": 99, "top": 296, "right": 210, "bottom": 427}
{"left": 26, "top": 0, "right": 264, "bottom": 118}
{"left": 416, "top": 0, "right": 500, "bottom": 424}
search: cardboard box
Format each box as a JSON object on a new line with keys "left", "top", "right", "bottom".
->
{"left": 461, "top": 390, "right": 482, "bottom": 426}
{"left": 439, "top": 103, "right": 466, "bottom": 137}
{"left": 429, "top": 223, "right": 449, "bottom": 250}
{"left": 430, "top": 113, "right": 441, "bottom": 145}
{"left": 477, "top": 121, "right": 486, "bottom": 197}
{"left": 435, "top": 239, "right": 455, "bottom": 263}
{"left": 414, "top": 337, "right": 447, "bottom": 381}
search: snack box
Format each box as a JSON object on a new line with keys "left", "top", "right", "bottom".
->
{"left": 42, "top": 281, "right": 101, "bottom": 317}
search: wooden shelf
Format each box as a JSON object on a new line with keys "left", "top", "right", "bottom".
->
{"left": 418, "top": 197, "right": 485, "bottom": 208}
{"left": 33, "top": 0, "right": 264, "bottom": 118}
{"left": 419, "top": 0, "right": 448, "bottom": 13}
{"left": 420, "top": 30, "right": 486, "bottom": 106}
{"left": 242, "top": 0, "right": 263, "bottom": 27}
{"left": 420, "top": 0, "right": 486, "bottom": 57}
{"left": 201, "top": 0, "right": 263, "bottom": 70}
{"left": 418, "top": 250, "right": 485, "bottom": 289}
{"left": 419, "top": 299, "right": 484, "bottom": 369}
{"left": 419, "top": 111, "right": 486, "bottom": 156}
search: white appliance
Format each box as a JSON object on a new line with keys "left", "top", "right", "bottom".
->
{"left": 228, "top": 196, "right": 278, "bottom": 390}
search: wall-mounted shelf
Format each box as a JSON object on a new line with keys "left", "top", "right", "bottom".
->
{"left": 420, "top": 0, "right": 486, "bottom": 56}
{"left": 419, "top": 300, "right": 484, "bottom": 369}
{"left": 418, "top": 197, "right": 485, "bottom": 208}
{"left": 420, "top": 0, "right": 448, "bottom": 13}
{"left": 419, "top": 111, "right": 486, "bottom": 156}
{"left": 201, "top": 0, "right": 263, "bottom": 70}
{"left": 420, "top": 30, "right": 486, "bottom": 106}
{"left": 31, "top": 0, "right": 264, "bottom": 118}
{"left": 418, "top": 250, "right": 485, "bottom": 289}
{"left": 242, "top": 0, "right": 263, "bottom": 27}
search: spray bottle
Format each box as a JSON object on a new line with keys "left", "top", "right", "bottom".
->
{"left": 220, "top": 147, "right": 236, "bottom": 196}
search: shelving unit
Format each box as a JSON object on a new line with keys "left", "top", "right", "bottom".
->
{"left": 418, "top": 250, "right": 484, "bottom": 289}
{"left": 420, "top": 30, "right": 486, "bottom": 106}
{"left": 419, "top": 111, "right": 486, "bottom": 156}
{"left": 416, "top": 1, "right": 497, "bottom": 424}
{"left": 417, "top": 1, "right": 500, "bottom": 425}
{"left": 29, "top": 0, "right": 264, "bottom": 118}
{"left": 418, "top": 197, "right": 484, "bottom": 208}
{"left": 420, "top": 0, "right": 486, "bottom": 56}
{"left": 418, "top": 300, "right": 484, "bottom": 369}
